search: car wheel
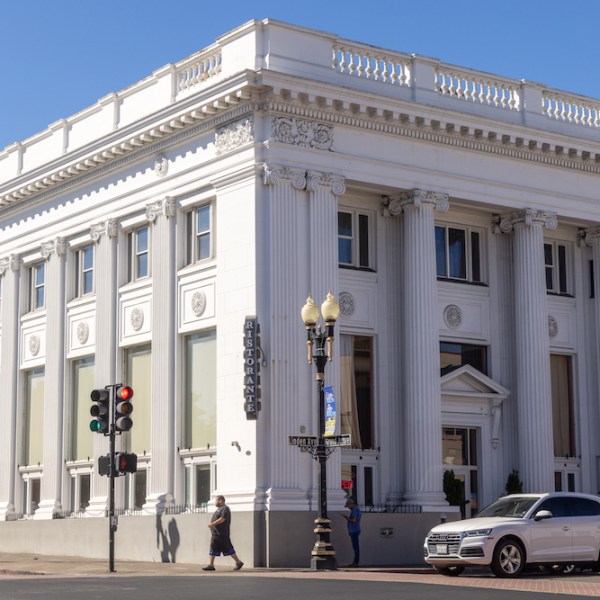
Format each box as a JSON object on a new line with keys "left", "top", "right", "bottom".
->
{"left": 491, "top": 538, "right": 525, "bottom": 578}
{"left": 539, "top": 563, "right": 576, "bottom": 575}
{"left": 433, "top": 565, "right": 465, "bottom": 577}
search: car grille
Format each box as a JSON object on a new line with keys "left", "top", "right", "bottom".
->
{"left": 460, "top": 547, "right": 484, "bottom": 557}
{"left": 426, "top": 532, "right": 462, "bottom": 556}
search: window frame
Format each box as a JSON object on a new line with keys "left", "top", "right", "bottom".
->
{"left": 338, "top": 209, "right": 374, "bottom": 270}
{"left": 545, "top": 241, "right": 571, "bottom": 295}
{"left": 29, "top": 262, "right": 45, "bottom": 311}
{"left": 187, "top": 203, "right": 214, "bottom": 264}
{"left": 74, "top": 244, "right": 95, "bottom": 297}
{"left": 127, "top": 225, "right": 150, "bottom": 283}
{"left": 435, "top": 224, "right": 483, "bottom": 284}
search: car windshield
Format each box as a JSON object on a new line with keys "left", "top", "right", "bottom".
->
{"left": 477, "top": 496, "right": 539, "bottom": 518}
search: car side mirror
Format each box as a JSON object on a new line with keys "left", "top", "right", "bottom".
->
{"left": 533, "top": 509, "right": 553, "bottom": 521}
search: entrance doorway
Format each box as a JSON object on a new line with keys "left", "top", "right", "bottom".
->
{"left": 443, "top": 426, "right": 479, "bottom": 518}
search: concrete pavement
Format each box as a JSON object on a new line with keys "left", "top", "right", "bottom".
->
{"left": 3, "top": 552, "right": 600, "bottom": 597}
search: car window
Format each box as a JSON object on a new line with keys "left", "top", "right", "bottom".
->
{"left": 536, "top": 497, "right": 571, "bottom": 517}
{"left": 569, "top": 498, "right": 600, "bottom": 517}
{"left": 478, "top": 496, "right": 538, "bottom": 518}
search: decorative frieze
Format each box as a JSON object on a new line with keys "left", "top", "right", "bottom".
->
{"left": 216, "top": 118, "right": 254, "bottom": 155}
{"left": 271, "top": 117, "right": 333, "bottom": 151}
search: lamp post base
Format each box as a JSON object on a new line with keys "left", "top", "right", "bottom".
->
{"left": 310, "top": 517, "right": 337, "bottom": 570}
{"left": 310, "top": 554, "right": 337, "bottom": 570}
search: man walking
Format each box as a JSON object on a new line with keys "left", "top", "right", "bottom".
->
{"left": 202, "top": 495, "right": 244, "bottom": 571}
{"left": 342, "top": 498, "right": 361, "bottom": 567}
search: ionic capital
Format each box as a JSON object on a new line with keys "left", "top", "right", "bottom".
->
{"left": 0, "top": 254, "right": 20, "bottom": 276}
{"left": 40, "top": 237, "right": 66, "bottom": 260}
{"left": 578, "top": 226, "right": 600, "bottom": 247}
{"left": 492, "top": 209, "right": 558, "bottom": 234}
{"left": 382, "top": 189, "right": 449, "bottom": 217}
{"left": 90, "top": 218, "right": 118, "bottom": 242}
{"left": 262, "top": 164, "right": 307, "bottom": 190}
{"left": 306, "top": 171, "right": 346, "bottom": 196}
{"left": 146, "top": 196, "right": 176, "bottom": 222}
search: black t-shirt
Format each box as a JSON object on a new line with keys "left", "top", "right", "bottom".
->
{"left": 210, "top": 505, "right": 231, "bottom": 536}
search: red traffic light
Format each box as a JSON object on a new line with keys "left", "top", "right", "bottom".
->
{"left": 116, "top": 386, "right": 133, "bottom": 400}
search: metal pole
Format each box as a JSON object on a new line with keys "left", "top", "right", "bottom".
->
{"left": 108, "top": 385, "right": 116, "bottom": 573}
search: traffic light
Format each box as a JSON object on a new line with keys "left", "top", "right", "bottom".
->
{"left": 116, "top": 452, "right": 137, "bottom": 474}
{"left": 114, "top": 385, "right": 134, "bottom": 432}
{"left": 98, "top": 454, "right": 111, "bottom": 476}
{"left": 90, "top": 388, "right": 110, "bottom": 433}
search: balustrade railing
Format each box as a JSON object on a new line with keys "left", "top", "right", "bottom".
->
{"left": 333, "top": 43, "right": 411, "bottom": 86}
{"left": 177, "top": 48, "right": 222, "bottom": 92}
{"left": 543, "top": 91, "right": 600, "bottom": 128}
{"left": 435, "top": 67, "right": 520, "bottom": 110}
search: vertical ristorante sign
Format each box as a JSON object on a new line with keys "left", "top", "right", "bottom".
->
{"left": 243, "top": 316, "right": 261, "bottom": 419}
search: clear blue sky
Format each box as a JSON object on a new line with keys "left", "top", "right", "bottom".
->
{"left": 1, "top": 0, "right": 599, "bottom": 152}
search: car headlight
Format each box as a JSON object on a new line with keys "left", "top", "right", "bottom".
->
{"left": 464, "top": 529, "right": 492, "bottom": 537}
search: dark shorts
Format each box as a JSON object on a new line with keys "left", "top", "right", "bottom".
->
{"left": 209, "top": 535, "right": 236, "bottom": 556}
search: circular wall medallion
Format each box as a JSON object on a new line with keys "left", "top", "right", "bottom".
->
{"left": 130, "top": 307, "right": 144, "bottom": 331}
{"left": 191, "top": 290, "right": 207, "bottom": 317}
{"left": 76, "top": 321, "right": 90, "bottom": 344}
{"left": 29, "top": 335, "right": 40, "bottom": 356}
{"left": 338, "top": 292, "right": 355, "bottom": 316}
{"left": 443, "top": 304, "right": 463, "bottom": 329}
{"left": 548, "top": 315, "right": 559, "bottom": 338}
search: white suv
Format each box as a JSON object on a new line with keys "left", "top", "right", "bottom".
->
{"left": 424, "top": 492, "right": 600, "bottom": 577}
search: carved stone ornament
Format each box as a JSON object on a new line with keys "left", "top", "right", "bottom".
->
{"left": 90, "top": 219, "right": 118, "bottom": 242}
{"left": 146, "top": 197, "right": 176, "bottom": 221}
{"left": 263, "top": 165, "right": 307, "bottom": 190}
{"left": 548, "top": 315, "right": 559, "bottom": 338}
{"left": 338, "top": 292, "right": 355, "bottom": 316}
{"left": 382, "top": 189, "right": 449, "bottom": 217}
{"left": 29, "top": 335, "right": 41, "bottom": 357}
{"left": 154, "top": 154, "right": 168, "bottom": 178}
{"left": 307, "top": 171, "right": 346, "bottom": 196}
{"left": 443, "top": 304, "right": 463, "bottom": 329}
{"left": 76, "top": 321, "right": 90, "bottom": 344}
{"left": 492, "top": 209, "right": 558, "bottom": 234}
{"left": 271, "top": 117, "right": 333, "bottom": 151}
{"left": 191, "top": 290, "right": 207, "bottom": 317}
{"left": 40, "top": 238, "right": 66, "bottom": 259}
{"left": 216, "top": 118, "right": 254, "bottom": 155}
{"left": 130, "top": 307, "right": 144, "bottom": 331}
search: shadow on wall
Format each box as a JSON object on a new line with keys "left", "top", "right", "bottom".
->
{"left": 156, "top": 502, "right": 181, "bottom": 563}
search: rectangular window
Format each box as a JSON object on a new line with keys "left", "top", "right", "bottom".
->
{"left": 340, "top": 335, "right": 373, "bottom": 449}
{"left": 338, "top": 210, "right": 372, "bottom": 269}
{"left": 30, "top": 262, "right": 45, "bottom": 310}
{"left": 134, "top": 469, "right": 147, "bottom": 510}
{"left": 24, "top": 368, "right": 45, "bottom": 465}
{"left": 184, "top": 330, "right": 217, "bottom": 449}
{"left": 125, "top": 345, "right": 152, "bottom": 454}
{"left": 71, "top": 357, "right": 94, "bottom": 461}
{"left": 187, "top": 204, "right": 213, "bottom": 264}
{"left": 551, "top": 354, "right": 575, "bottom": 457}
{"left": 70, "top": 472, "right": 91, "bottom": 513}
{"left": 75, "top": 245, "right": 94, "bottom": 296}
{"left": 545, "top": 242, "right": 570, "bottom": 294}
{"left": 435, "top": 225, "right": 483, "bottom": 283}
{"left": 440, "top": 342, "right": 487, "bottom": 375}
{"left": 127, "top": 226, "right": 149, "bottom": 282}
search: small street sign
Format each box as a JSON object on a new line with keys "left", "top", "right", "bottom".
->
{"left": 324, "top": 434, "right": 352, "bottom": 447}
{"left": 288, "top": 434, "right": 351, "bottom": 448}
{"left": 288, "top": 435, "right": 318, "bottom": 447}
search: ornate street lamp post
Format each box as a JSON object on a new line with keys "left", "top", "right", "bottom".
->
{"left": 301, "top": 291, "right": 340, "bottom": 570}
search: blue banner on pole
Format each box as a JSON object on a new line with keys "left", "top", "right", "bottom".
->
{"left": 324, "top": 386, "right": 336, "bottom": 437}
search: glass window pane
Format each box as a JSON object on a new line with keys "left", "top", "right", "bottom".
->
{"left": 80, "top": 474, "right": 91, "bottom": 510}
{"left": 448, "top": 228, "right": 466, "bottom": 279}
{"left": 435, "top": 226, "right": 446, "bottom": 277}
{"left": 35, "top": 263, "right": 45, "bottom": 286}
{"left": 126, "top": 345, "right": 152, "bottom": 454}
{"left": 185, "top": 331, "right": 217, "bottom": 449}
{"left": 25, "top": 369, "right": 45, "bottom": 465}
{"left": 137, "top": 253, "right": 148, "bottom": 278}
{"left": 198, "top": 233, "right": 210, "bottom": 261}
{"left": 338, "top": 212, "right": 352, "bottom": 237}
{"left": 83, "top": 271, "right": 94, "bottom": 294}
{"left": 358, "top": 214, "right": 369, "bottom": 267}
{"left": 134, "top": 470, "right": 147, "bottom": 509}
{"left": 558, "top": 245, "right": 567, "bottom": 293}
{"left": 195, "top": 464, "right": 211, "bottom": 506}
{"left": 197, "top": 205, "right": 210, "bottom": 233}
{"left": 71, "top": 357, "right": 94, "bottom": 460}
{"left": 137, "top": 227, "right": 148, "bottom": 253}
{"left": 339, "top": 239, "right": 352, "bottom": 264}
{"left": 83, "top": 246, "right": 93, "bottom": 270}
{"left": 544, "top": 243, "right": 553, "bottom": 266}
{"left": 470, "top": 231, "right": 481, "bottom": 282}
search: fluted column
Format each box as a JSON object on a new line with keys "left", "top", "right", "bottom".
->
{"left": 35, "top": 238, "right": 67, "bottom": 519}
{"left": 145, "top": 197, "right": 177, "bottom": 513}
{"left": 87, "top": 219, "right": 118, "bottom": 515}
{"left": 0, "top": 255, "right": 21, "bottom": 519}
{"left": 495, "top": 209, "right": 556, "bottom": 492}
{"left": 385, "top": 189, "right": 448, "bottom": 507}
{"left": 306, "top": 170, "right": 345, "bottom": 506}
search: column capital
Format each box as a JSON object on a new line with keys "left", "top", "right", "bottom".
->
{"left": 382, "top": 189, "right": 449, "bottom": 217}
{"left": 262, "top": 164, "right": 307, "bottom": 190}
{"left": 146, "top": 196, "right": 176, "bottom": 222}
{"left": 90, "top": 218, "right": 118, "bottom": 243}
{"left": 40, "top": 237, "right": 66, "bottom": 260}
{"left": 306, "top": 171, "right": 346, "bottom": 196}
{"left": 0, "top": 254, "right": 21, "bottom": 276}
{"left": 492, "top": 209, "right": 558, "bottom": 234}
{"left": 578, "top": 226, "right": 600, "bottom": 247}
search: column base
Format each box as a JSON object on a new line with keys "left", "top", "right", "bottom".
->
{"left": 402, "top": 490, "right": 448, "bottom": 509}
{"left": 0, "top": 502, "right": 16, "bottom": 521}
{"left": 32, "top": 499, "right": 61, "bottom": 520}
{"left": 86, "top": 496, "right": 108, "bottom": 517}
{"left": 142, "top": 492, "right": 173, "bottom": 515}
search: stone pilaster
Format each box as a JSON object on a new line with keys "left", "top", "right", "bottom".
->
{"left": 0, "top": 255, "right": 21, "bottom": 519}
{"left": 35, "top": 239, "right": 67, "bottom": 519}
{"left": 494, "top": 209, "right": 556, "bottom": 492}
{"left": 87, "top": 219, "right": 118, "bottom": 515}
{"left": 385, "top": 189, "right": 449, "bottom": 507}
{"left": 144, "top": 197, "right": 177, "bottom": 513}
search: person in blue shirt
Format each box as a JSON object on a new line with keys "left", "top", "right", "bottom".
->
{"left": 342, "top": 498, "right": 362, "bottom": 567}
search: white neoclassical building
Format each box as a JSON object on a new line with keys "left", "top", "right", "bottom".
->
{"left": 1, "top": 18, "right": 600, "bottom": 567}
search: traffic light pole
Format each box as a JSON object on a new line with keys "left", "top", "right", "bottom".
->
{"left": 106, "top": 384, "right": 120, "bottom": 574}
